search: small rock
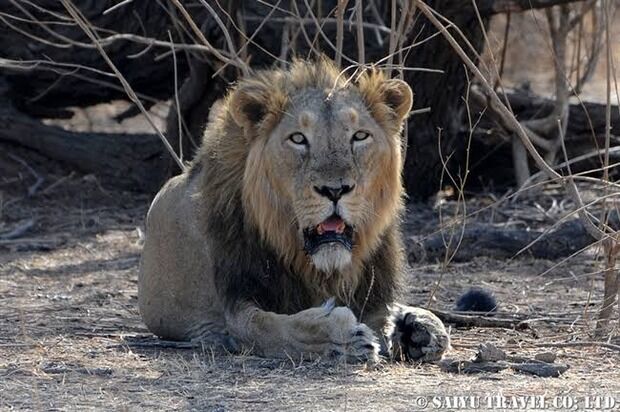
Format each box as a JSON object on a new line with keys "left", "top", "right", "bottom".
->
{"left": 510, "top": 362, "right": 569, "bottom": 377}
{"left": 534, "top": 352, "right": 557, "bottom": 363}
{"left": 474, "top": 343, "right": 507, "bottom": 363}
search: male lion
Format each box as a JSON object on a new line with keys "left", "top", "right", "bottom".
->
{"left": 139, "top": 59, "right": 449, "bottom": 363}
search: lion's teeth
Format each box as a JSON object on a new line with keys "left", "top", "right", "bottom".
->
{"left": 316, "top": 219, "right": 347, "bottom": 235}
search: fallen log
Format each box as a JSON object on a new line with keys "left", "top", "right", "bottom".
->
{"left": 408, "top": 214, "right": 620, "bottom": 263}
{"left": 0, "top": 101, "right": 167, "bottom": 193}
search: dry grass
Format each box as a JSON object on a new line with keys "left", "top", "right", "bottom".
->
{"left": 1, "top": 151, "right": 619, "bottom": 411}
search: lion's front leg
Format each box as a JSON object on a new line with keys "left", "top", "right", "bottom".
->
{"left": 387, "top": 304, "right": 450, "bottom": 362}
{"left": 225, "top": 300, "right": 380, "bottom": 363}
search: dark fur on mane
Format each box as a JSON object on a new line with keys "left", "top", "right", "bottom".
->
{"left": 194, "top": 156, "right": 402, "bottom": 317}
{"left": 188, "top": 152, "right": 402, "bottom": 319}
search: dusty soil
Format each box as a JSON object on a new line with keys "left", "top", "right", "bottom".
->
{"left": 1, "top": 147, "right": 619, "bottom": 411}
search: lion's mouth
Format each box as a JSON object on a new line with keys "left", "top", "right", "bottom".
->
{"left": 303, "top": 215, "right": 354, "bottom": 255}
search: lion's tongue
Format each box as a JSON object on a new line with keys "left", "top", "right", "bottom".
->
{"left": 317, "top": 216, "right": 345, "bottom": 234}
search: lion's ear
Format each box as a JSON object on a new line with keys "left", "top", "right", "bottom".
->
{"left": 381, "top": 79, "right": 413, "bottom": 121}
{"left": 229, "top": 74, "right": 287, "bottom": 132}
{"left": 357, "top": 72, "right": 413, "bottom": 124}
{"left": 229, "top": 84, "right": 269, "bottom": 129}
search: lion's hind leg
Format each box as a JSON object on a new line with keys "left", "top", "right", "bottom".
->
{"left": 387, "top": 305, "right": 450, "bottom": 362}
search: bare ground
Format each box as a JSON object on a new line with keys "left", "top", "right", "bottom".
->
{"left": 1, "top": 147, "right": 620, "bottom": 412}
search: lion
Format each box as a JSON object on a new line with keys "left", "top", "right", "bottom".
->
{"left": 138, "top": 58, "right": 450, "bottom": 363}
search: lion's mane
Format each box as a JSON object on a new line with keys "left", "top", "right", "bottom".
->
{"left": 188, "top": 59, "right": 406, "bottom": 316}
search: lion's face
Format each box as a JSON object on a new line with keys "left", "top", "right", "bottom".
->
{"left": 262, "top": 89, "right": 400, "bottom": 272}
{"left": 231, "top": 60, "right": 412, "bottom": 274}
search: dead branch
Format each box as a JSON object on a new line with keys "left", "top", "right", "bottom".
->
{"left": 0, "top": 219, "right": 35, "bottom": 240}
{"left": 418, "top": 0, "right": 619, "bottom": 334}
{"left": 7, "top": 153, "right": 44, "bottom": 196}
{"left": 0, "top": 1, "right": 195, "bottom": 113}
{"left": 479, "top": 0, "right": 588, "bottom": 15}
{"left": 417, "top": 1, "right": 609, "bottom": 244}
{"left": 441, "top": 344, "right": 570, "bottom": 377}
{"left": 595, "top": 0, "right": 619, "bottom": 334}
{"left": 527, "top": 340, "right": 620, "bottom": 352}
{"left": 355, "top": 0, "right": 365, "bottom": 65}
{"left": 428, "top": 309, "right": 530, "bottom": 329}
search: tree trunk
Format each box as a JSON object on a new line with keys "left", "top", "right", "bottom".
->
{"left": 402, "top": 2, "right": 489, "bottom": 200}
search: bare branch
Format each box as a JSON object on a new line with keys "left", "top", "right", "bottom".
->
{"left": 60, "top": 0, "right": 185, "bottom": 171}
{"left": 355, "top": 0, "right": 365, "bottom": 65}
{"left": 335, "top": 0, "right": 348, "bottom": 67}
{"left": 479, "top": 0, "right": 588, "bottom": 15}
{"left": 167, "top": 0, "right": 249, "bottom": 75}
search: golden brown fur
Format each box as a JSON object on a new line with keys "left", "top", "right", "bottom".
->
{"left": 139, "top": 58, "right": 449, "bottom": 362}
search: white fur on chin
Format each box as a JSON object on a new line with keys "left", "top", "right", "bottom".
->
{"left": 311, "top": 244, "right": 352, "bottom": 273}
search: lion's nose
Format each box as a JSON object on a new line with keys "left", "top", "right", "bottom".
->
{"left": 314, "top": 184, "right": 355, "bottom": 202}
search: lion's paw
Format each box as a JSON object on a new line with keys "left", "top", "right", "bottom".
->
{"left": 321, "top": 304, "right": 380, "bottom": 363}
{"left": 388, "top": 305, "right": 450, "bottom": 362}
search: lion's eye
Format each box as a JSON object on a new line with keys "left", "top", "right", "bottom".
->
{"left": 352, "top": 131, "right": 371, "bottom": 142}
{"left": 289, "top": 132, "right": 308, "bottom": 146}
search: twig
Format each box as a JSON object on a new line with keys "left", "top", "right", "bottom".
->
{"left": 428, "top": 309, "right": 530, "bottom": 330}
{"left": 102, "top": 0, "right": 134, "bottom": 15}
{"left": 7, "top": 153, "right": 43, "bottom": 196}
{"left": 167, "top": 0, "right": 249, "bottom": 75}
{"left": 335, "top": 0, "right": 348, "bottom": 67}
{"left": 40, "top": 172, "right": 75, "bottom": 195}
{"left": 194, "top": 0, "right": 242, "bottom": 67}
{"left": 386, "top": 0, "right": 413, "bottom": 77}
{"left": 0, "top": 219, "right": 35, "bottom": 240}
{"left": 168, "top": 30, "right": 182, "bottom": 163}
{"left": 527, "top": 340, "right": 620, "bottom": 353}
{"left": 241, "top": 15, "right": 392, "bottom": 33}
{"left": 300, "top": 0, "right": 357, "bottom": 65}
{"left": 212, "top": 0, "right": 284, "bottom": 77}
{"left": 109, "top": 340, "right": 201, "bottom": 350}
{"left": 355, "top": 0, "right": 365, "bottom": 65}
